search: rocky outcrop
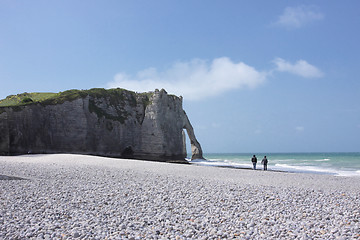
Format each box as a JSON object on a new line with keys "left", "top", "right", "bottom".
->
{"left": 0, "top": 88, "right": 203, "bottom": 162}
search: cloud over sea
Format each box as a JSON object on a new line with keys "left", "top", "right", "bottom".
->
{"left": 107, "top": 57, "right": 323, "bottom": 101}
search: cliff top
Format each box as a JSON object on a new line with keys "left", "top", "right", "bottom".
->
{"left": 0, "top": 88, "right": 154, "bottom": 107}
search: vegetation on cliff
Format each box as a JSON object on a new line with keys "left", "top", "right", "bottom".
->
{"left": 0, "top": 92, "right": 57, "bottom": 107}
{"left": 0, "top": 88, "right": 153, "bottom": 107}
{"left": 0, "top": 88, "right": 154, "bottom": 117}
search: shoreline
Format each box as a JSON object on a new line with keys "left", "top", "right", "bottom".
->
{"left": 1, "top": 154, "right": 360, "bottom": 239}
{"left": 190, "top": 162, "right": 292, "bottom": 174}
{"left": 1, "top": 153, "right": 360, "bottom": 191}
{"left": 190, "top": 153, "right": 360, "bottom": 177}
{"left": 190, "top": 161, "right": 348, "bottom": 176}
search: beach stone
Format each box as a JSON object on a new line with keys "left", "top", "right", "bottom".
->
{"left": 1, "top": 154, "right": 360, "bottom": 239}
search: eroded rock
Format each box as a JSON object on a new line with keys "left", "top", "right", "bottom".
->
{"left": 0, "top": 88, "right": 203, "bottom": 162}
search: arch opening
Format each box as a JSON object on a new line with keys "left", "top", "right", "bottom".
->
{"left": 182, "top": 124, "right": 203, "bottom": 160}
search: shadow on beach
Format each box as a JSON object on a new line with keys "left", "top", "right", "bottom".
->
{"left": 0, "top": 175, "right": 27, "bottom": 180}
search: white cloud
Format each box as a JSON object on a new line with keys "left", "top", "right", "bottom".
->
{"left": 107, "top": 57, "right": 324, "bottom": 101}
{"left": 107, "top": 57, "right": 266, "bottom": 101}
{"left": 275, "top": 5, "right": 324, "bottom": 29}
{"left": 295, "top": 126, "right": 305, "bottom": 132}
{"left": 273, "top": 58, "right": 324, "bottom": 78}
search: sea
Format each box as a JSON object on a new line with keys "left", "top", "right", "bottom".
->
{"left": 189, "top": 152, "right": 360, "bottom": 177}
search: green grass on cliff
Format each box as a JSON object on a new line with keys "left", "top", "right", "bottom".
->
{"left": 0, "top": 88, "right": 153, "bottom": 108}
{"left": 0, "top": 92, "right": 58, "bottom": 107}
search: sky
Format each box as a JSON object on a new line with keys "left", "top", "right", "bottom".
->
{"left": 1, "top": 0, "right": 359, "bottom": 153}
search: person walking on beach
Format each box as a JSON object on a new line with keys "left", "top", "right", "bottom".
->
{"left": 251, "top": 155, "right": 257, "bottom": 170}
{"left": 261, "top": 156, "right": 268, "bottom": 171}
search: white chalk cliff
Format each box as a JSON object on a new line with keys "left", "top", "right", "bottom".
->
{"left": 0, "top": 88, "right": 203, "bottom": 162}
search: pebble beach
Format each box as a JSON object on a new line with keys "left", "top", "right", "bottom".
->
{"left": 1, "top": 154, "right": 360, "bottom": 239}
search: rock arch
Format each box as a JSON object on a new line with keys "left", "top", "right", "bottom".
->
{"left": 183, "top": 111, "right": 203, "bottom": 160}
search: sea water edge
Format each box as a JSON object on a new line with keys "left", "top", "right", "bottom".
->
{"left": 189, "top": 152, "right": 360, "bottom": 177}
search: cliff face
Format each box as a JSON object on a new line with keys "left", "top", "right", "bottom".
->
{"left": 0, "top": 88, "right": 203, "bottom": 162}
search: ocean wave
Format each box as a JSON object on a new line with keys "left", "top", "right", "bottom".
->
{"left": 314, "top": 159, "right": 331, "bottom": 162}
{"left": 190, "top": 159, "right": 251, "bottom": 169}
{"left": 274, "top": 164, "right": 332, "bottom": 173}
{"left": 190, "top": 158, "right": 360, "bottom": 177}
{"left": 270, "top": 159, "right": 296, "bottom": 162}
{"left": 274, "top": 164, "right": 360, "bottom": 177}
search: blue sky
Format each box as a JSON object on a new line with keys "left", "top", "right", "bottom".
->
{"left": 1, "top": 1, "right": 359, "bottom": 153}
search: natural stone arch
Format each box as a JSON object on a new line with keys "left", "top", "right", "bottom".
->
{"left": 183, "top": 111, "right": 203, "bottom": 160}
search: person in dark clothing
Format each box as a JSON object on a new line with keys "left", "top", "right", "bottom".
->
{"left": 261, "top": 156, "right": 268, "bottom": 170}
{"left": 251, "top": 155, "right": 257, "bottom": 170}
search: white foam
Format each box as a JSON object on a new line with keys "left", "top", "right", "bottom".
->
{"left": 337, "top": 171, "right": 360, "bottom": 177}
{"left": 190, "top": 159, "right": 251, "bottom": 169}
{"left": 314, "top": 159, "right": 330, "bottom": 162}
{"left": 190, "top": 158, "right": 360, "bottom": 177}
{"left": 274, "top": 163, "right": 360, "bottom": 177}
